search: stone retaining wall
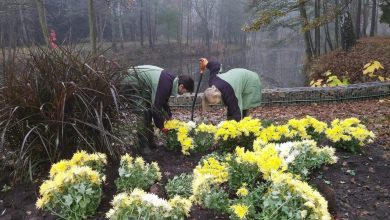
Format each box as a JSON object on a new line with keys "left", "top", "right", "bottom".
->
{"left": 169, "top": 82, "right": 390, "bottom": 107}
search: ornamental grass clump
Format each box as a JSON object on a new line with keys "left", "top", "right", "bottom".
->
{"left": 106, "top": 189, "right": 192, "bottom": 220}
{"left": 115, "top": 154, "right": 161, "bottom": 192}
{"left": 36, "top": 166, "right": 104, "bottom": 220}
{"left": 215, "top": 117, "right": 261, "bottom": 151}
{"left": 325, "top": 117, "right": 375, "bottom": 152}
{"left": 0, "top": 47, "right": 142, "bottom": 182}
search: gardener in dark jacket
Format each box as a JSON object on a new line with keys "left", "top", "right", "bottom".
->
{"left": 122, "top": 65, "right": 194, "bottom": 153}
{"left": 199, "top": 58, "right": 262, "bottom": 121}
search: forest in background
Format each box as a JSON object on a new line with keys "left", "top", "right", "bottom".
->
{"left": 0, "top": 0, "right": 389, "bottom": 57}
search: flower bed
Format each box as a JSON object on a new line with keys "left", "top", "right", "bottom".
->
{"left": 35, "top": 116, "right": 375, "bottom": 219}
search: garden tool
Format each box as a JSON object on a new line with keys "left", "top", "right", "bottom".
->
{"left": 191, "top": 72, "right": 203, "bottom": 121}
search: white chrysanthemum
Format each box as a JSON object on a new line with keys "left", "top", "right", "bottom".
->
{"left": 141, "top": 194, "right": 172, "bottom": 211}
{"left": 274, "top": 142, "right": 299, "bottom": 164}
{"left": 186, "top": 121, "right": 196, "bottom": 130}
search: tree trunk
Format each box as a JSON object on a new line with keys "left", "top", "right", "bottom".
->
{"left": 67, "top": 0, "right": 73, "bottom": 42}
{"left": 298, "top": 0, "right": 314, "bottom": 61}
{"left": 19, "top": 4, "right": 28, "bottom": 45}
{"left": 335, "top": 0, "right": 340, "bottom": 48}
{"left": 186, "top": 0, "right": 192, "bottom": 46}
{"left": 315, "top": 0, "right": 321, "bottom": 56}
{"left": 88, "top": 0, "right": 97, "bottom": 54}
{"left": 178, "top": 0, "right": 183, "bottom": 51}
{"left": 118, "top": 2, "right": 124, "bottom": 49}
{"left": 362, "top": 0, "right": 369, "bottom": 36}
{"left": 153, "top": 0, "right": 158, "bottom": 44}
{"left": 370, "top": 0, "right": 377, "bottom": 36}
{"left": 139, "top": 0, "right": 144, "bottom": 46}
{"left": 356, "top": 0, "right": 362, "bottom": 38}
{"left": 34, "top": 0, "right": 49, "bottom": 46}
{"left": 111, "top": 2, "right": 118, "bottom": 51}
{"left": 146, "top": 0, "right": 153, "bottom": 48}
{"left": 323, "top": 1, "right": 334, "bottom": 51}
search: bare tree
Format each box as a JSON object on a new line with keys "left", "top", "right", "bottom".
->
{"left": 362, "top": 0, "right": 370, "bottom": 36}
{"left": 193, "top": 0, "right": 217, "bottom": 53}
{"left": 370, "top": 0, "right": 377, "bottom": 36}
{"left": 315, "top": 0, "right": 321, "bottom": 56}
{"left": 88, "top": 0, "right": 97, "bottom": 54}
{"left": 34, "top": 0, "right": 49, "bottom": 46}
{"left": 356, "top": 0, "right": 362, "bottom": 38}
{"left": 299, "top": 0, "right": 314, "bottom": 61}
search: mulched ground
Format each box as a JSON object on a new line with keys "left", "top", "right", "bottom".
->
{"left": 0, "top": 98, "right": 389, "bottom": 219}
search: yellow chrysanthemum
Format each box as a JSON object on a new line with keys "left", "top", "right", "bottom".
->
{"left": 49, "top": 160, "right": 72, "bottom": 177}
{"left": 230, "top": 204, "right": 249, "bottom": 219}
{"left": 236, "top": 186, "right": 249, "bottom": 197}
{"left": 194, "top": 157, "right": 229, "bottom": 184}
{"left": 270, "top": 172, "right": 331, "bottom": 220}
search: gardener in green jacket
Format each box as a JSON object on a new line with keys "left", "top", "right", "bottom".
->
{"left": 122, "top": 65, "right": 194, "bottom": 152}
{"left": 199, "top": 58, "right": 262, "bottom": 121}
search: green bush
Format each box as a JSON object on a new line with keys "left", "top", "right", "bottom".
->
{"left": 115, "top": 154, "right": 161, "bottom": 192}
{"left": 36, "top": 166, "right": 103, "bottom": 220}
{"left": 165, "top": 173, "right": 193, "bottom": 199}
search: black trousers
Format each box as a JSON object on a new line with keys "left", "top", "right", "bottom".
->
{"left": 137, "top": 108, "right": 155, "bottom": 150}
{"left": 242, "top": 109, "right": 249, "bottom": 118}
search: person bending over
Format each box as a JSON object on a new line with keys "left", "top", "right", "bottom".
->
{"left": 121, "top": 65, "right": 194, "bottom": 152}
{"left": 199, "top": 58, "right": 262, "bottom": 121}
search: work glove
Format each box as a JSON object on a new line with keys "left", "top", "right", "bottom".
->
{"left": 199, "top": 58, "right": 208, "bottom": 74}
{"left": 161, "top": 128, "right": 169, "bottom": 135}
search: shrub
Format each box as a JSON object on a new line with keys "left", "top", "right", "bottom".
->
{"left": 36, "top": 166, "right": 103, "bottom": 220}
{"left": 325, "top": 118, "right": 375, "bottom": 152}
{"left": 106, "top": 189, "right": 192, "bottom": 220}
{"left": 115, "top": 154, "right": 161, "bottom": 192}
{"left": 165, "top": 173, "right": 193, "bottom": 199}
{"left": 0, "top": 47, "right": 141, "bottom": 181}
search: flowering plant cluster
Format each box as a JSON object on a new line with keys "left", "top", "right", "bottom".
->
{"left": 164, "top": 119, "right": 196, "bottom": 155}
{"left": 36, "top": 151, "right": 106, "bottom": 219}
{"left": 115, "top": 154, "right": 161, "bottom": 192}
{"left": 325, "top": 118, "right": 375, "bottom": 152}
{"left": 189, "top": 139, "right": 337, "bottom": 220}
{"left": 49, "top": 150, "right": 107, "bottom": 177}
{"left": 106, "top": 188, "right": 192, "bottom": 220}
{"left": 165, "top": 173, "right": 194, "bottom": 199}
{"left": 215, "top": 117, "right": 262, "bottom": 151}
{"left": 255, "top": 140, "right": 338, "bottom": 177}
{"left": 165, "top": 116, "right": 374, "bottom": 155}
{"left": 193, "top": 123, "right": 217, "bottom": 152}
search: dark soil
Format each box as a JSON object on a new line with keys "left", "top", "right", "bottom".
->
{"left": 1, "top": 99, "right": 389, "bottom": 219}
